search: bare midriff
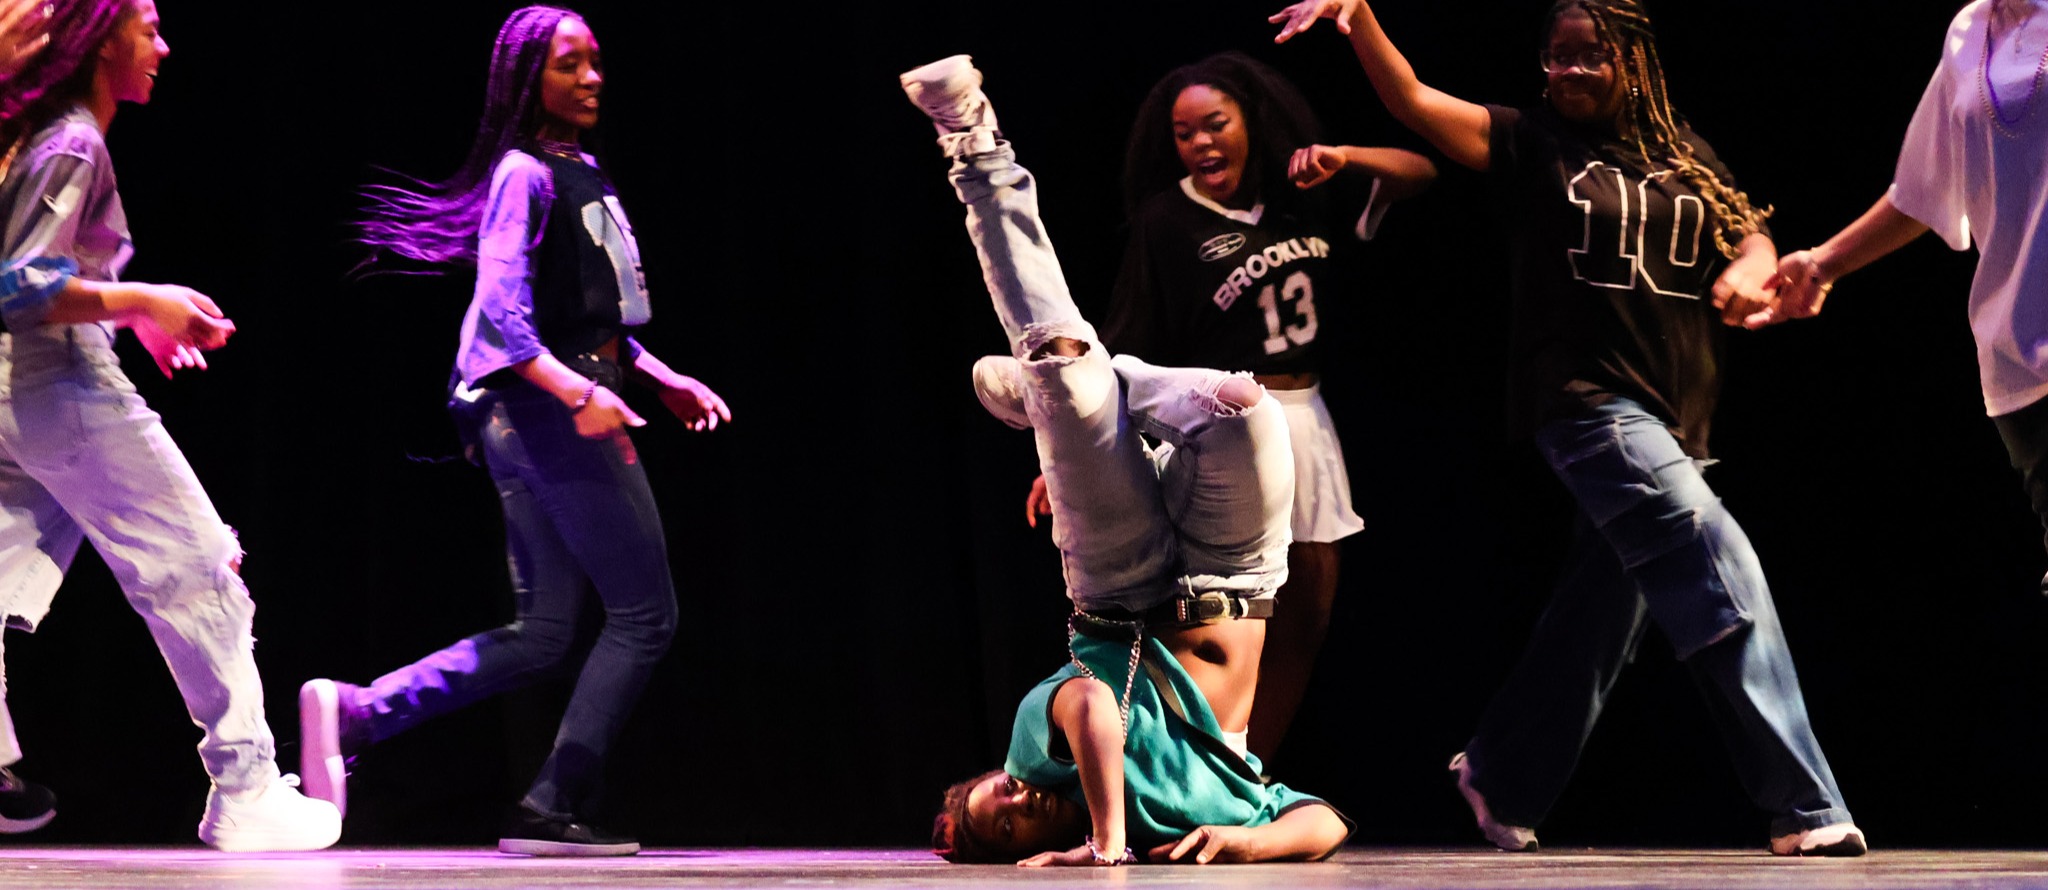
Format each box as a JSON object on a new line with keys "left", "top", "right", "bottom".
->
{"left": 1255, "top": 371, "right": 1317, "bottom": 391}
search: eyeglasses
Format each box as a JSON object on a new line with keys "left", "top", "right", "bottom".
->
{"left": 1539, "top": 48, "right": 1614, "bottom": 74}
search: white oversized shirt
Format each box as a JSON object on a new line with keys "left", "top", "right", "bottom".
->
{"left": 1892, "top": 0, "right": 2048, "bottom": 416}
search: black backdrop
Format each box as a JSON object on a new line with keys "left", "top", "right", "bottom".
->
{"left": 5, "top": 0, "right": 2034, "bottom": 849}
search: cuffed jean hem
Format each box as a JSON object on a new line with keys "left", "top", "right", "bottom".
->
{"left": 1770, "top": 807, "right": 1855, "bottom": 838}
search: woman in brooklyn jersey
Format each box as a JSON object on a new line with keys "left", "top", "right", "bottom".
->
{"left": 1028, "top": 52, "right": 1433, "bottom": 763}
{"left": 299, "top": 5, "right": 729, "bottom": 856}
{"left": 1271, "top": 0, "right": 1865, "bottom": 855}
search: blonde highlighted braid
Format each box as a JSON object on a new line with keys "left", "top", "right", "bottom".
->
{"left": 1557, "top": 0, "right": 1771, "bottom": 259}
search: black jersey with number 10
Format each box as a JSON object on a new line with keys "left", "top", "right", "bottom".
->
{"left": 1102, "top": 183, "right": 1364, "bottom": 377}
{"left": 1487, "top": 104, "right": 1761, "bottom": 459}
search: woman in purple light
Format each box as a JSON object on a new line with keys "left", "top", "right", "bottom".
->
{"left": 0, "top": 0, "right": 340, "bottom": 850}
{"left": 299, "top": 4, "right": 728, "bottom": 856}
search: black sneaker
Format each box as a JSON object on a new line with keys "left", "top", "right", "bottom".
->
{"left": 0, "top": 767, "right": 55, "bottom": 833}
{"left": 498, "top": 804, "right": 639, "bottom": 856}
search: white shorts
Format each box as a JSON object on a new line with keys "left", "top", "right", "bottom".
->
{"left": 1269, "top": 384, "right": 1364, "bottom": 543}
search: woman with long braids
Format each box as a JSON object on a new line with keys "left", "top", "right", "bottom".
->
{"left": 1053, "top": 52, "right": 1432, "bottom": 763}
{"left": 0, "top": 0, "right": 340, "bottom": 850}
{"left": 904, "top": 54, "right": 1350, "bottom": 868}
{"left": 1270, "top": 0, "right": 1866, "bottom": 855}
{"left": 298, "top": 5, "right": 728, "bottom": 856}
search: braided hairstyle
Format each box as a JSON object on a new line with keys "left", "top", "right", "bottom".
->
{"left": 1549, "top": 0, "right": 1769, "bottom": 259}
{"left": 356, "top": 5, "right": 582, "bottom": 268}
{"left": 0, "top": 0, "right": 130, "bottom": 147}
{"left": 930, "top": 768, "right": 1006, "bottom": 863}
{"left": 1123, "top": 52, "right": 1324, "bottom": 219}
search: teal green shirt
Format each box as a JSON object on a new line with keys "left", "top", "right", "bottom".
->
{"left": 1003, "top": 628, "right": 1347, "bottom": 854}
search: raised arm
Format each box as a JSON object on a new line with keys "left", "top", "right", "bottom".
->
{"left": 1019, "top": 677, "right": 1129, "bottom": 867}
{"left": 1271, "top": 0, "right": 1491, "bottom": 170}
{"left": 1750, "top": 195, "right": 1930, "bottom": 328}
{"left": 1149, "top": 804, "right": 1351, "bottom": 864}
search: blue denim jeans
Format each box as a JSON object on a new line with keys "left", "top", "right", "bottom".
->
{"left": 948, "top": 144, "right": 1292, "bottom": 613}
{"left": 0, "top": 323, "right": 277, "bottom": 794}
{"left": 1463, "top": 397, "right": 1853, "bottom": 837}
{"left": 359, "top": 372, "right": 678, "bottom": 821}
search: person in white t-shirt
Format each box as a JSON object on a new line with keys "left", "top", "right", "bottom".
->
{"left": 1762, "top": 0, "right": 2048, "bottom": 586}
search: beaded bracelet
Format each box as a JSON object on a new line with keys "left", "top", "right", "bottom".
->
{"left": 570, "top": 381, "right": 598, "bottom": 412}
{"left": 1085, "top": 835, "right": 1136, "bottom": 866}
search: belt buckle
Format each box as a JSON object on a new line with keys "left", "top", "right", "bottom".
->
{"left": 1178, "top": 592, "right": 1238, "bottom": 625}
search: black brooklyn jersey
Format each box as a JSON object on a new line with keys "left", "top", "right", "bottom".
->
{"left": 1488, "top": 104, "right": 1759, "bottom": 458}
{"left": 1103, "top": 183, "right": 1367, "bottom": 377}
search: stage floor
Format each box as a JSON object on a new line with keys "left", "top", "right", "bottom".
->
{"left": 2, "top": 846, "right": 2045, "bottom": 889}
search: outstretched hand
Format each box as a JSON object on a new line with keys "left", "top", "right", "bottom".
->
{"left": 656, "top": 375, "right": 732, "bottom": 432}
{"left": 1269, "top": 0, "right": 1361, "bottom": 43}
{"left": 1288, "top": 145, "right": 1347, "bottom": 189}
{"left": 1748, "top": 249, "right": 1832, "bottom": 329}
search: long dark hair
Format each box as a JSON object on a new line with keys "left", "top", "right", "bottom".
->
{"left": 0, "top": 0, "right": 130, "bottom": 146}
{"left": 1547, "top": 0, "right": 1769, "bottom": 259}
{"left": 1122, "top": 52, "right": 1323, "bottom": 219}
{"left": 355, "top": 5, "right": 581, "bottom": 269}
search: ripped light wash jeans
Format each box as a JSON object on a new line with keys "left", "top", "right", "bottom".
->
{"left": 948, "top": 143, "right": 1293, "bottom": 613}
{"left": 0, "top": 322, "right": 276, "bottom": 794}
{"left": 1462, "top": 396, "right": 1852, "bottom": 837}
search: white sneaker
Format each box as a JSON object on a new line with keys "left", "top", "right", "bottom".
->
{"left": 298, "top": 679, "right": 364, "bottom": 819}
{"left": 899, "top": 54, "right": 1000, "bottom": 156}
{"left": 972, "top": 355, "right": 1030, "bottom": 429}
{"left": 1449, "top": 752, "right": 1538, "bottom": 852}
{"left": 198, "top": 775, "right": 342, "bottom": 852}
{"left": 1769, "top": 821, "right": 1867, "bottom": 857}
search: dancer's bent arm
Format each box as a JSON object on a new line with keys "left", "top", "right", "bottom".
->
{"left": 1759, "top": 197, "right": 1930, "bottom": 327}
{"left": 0, "top": 141, "right": 231, "bottom": 372}
{"left": 1150, "top": 804, "right": 1350, "bottom": 864}
{"left": 1270, "top": 0, "right": 1490, "bottom": 170}
{"left": 1287, "top": 143, "right": 1437, "bottom": 197}
{"left": 1018, "top": 678, "right": 1128, "bottom": 867}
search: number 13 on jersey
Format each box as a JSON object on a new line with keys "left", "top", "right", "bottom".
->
{"left": 1259, "top": 270, "right": 1317, "bottom": 355}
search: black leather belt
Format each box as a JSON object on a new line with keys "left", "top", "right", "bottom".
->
{"left": 1080, "top": 592, "right": 1275, "bottom": 631}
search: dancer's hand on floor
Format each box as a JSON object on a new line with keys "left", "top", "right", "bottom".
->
{"left": 1152, "top": 825, "right": 1261, "bottom": 864}
{"left": 1018, "top": 843, "right": 1101, "bottom": 867}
